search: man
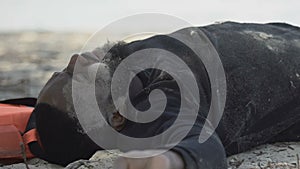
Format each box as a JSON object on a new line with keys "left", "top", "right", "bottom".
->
{"left": 30, "top": 22, "right": 300, "bottom": 169}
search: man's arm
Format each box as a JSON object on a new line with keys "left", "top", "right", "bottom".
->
{"left": 114, "top": 69, "right": 227, "bottom": 169}
{"left": 113, "top": 124, "right": 227, "bottom": 169}
{"left": 171, "top": 124, "right": 227, "bottom": 169}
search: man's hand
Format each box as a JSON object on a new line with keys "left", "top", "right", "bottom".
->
{"left": 113, "top": 150, "right": 184, "bottom": 169}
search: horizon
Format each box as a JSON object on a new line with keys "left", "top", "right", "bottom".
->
{"left": 0, "top": 0, "right": 299, "bottom": 33}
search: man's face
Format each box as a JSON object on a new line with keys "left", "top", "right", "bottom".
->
{"left": 37, "top": 53, "right": 118, "bottom": 127}
{"left": 37, "top": 54, "right": 81, "bottom": 110}
{"left": 37, "top": 65, "right": 74, "bottom": 116}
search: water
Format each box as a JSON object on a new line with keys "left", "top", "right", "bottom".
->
{"left": 0, "top": 0, "right": 299, "bottom": 32}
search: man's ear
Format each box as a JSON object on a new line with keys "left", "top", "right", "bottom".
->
{"left": 110, "top": 112, "right": 126, "bottom": 131}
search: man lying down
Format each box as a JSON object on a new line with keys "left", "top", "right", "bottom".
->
{"left": 29, "top": 22, "right": 300, "bottom": 169}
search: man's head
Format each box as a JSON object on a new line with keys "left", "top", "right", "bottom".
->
{"left": 33, "top": 45, "right": 126, "bottom": 165}
{"left": 37, "top": 45, "right": 127, "bottom": 128}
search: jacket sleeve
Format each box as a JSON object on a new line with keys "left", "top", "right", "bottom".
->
{"left": 171, "top": 122, "right": 227, "bottom": 169}
{"left": 124, "top": 69, "right": 227, "bottom": 169}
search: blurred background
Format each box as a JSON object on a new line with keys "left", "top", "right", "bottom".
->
{"left": 0, "top": 0, "right": 299, "bottom": 99}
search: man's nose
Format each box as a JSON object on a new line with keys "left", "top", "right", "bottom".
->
{"left": 66, "top": 54, "right": 79, "bottom": 74}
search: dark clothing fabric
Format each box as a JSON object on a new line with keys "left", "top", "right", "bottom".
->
{"left": 201, "top": 22, "right": 300, "bottom": 155}
{"left": 31, "top": 22, "right": 300, "bottom": 168}
{"left": 0, "top": 97, "right": 36, "bottom": 107}
{"left": 107, "top": 22, "right": 300, "bottom": 168}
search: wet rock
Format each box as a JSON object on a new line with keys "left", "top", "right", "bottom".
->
{"left": 227, "top": 142, "right": 300, "bottom": 169}
{"left": 0, "top": 158, "right": 63, "bottom": 169}
{"left": 66, "top": 150, "right": 120, "bottom": 169}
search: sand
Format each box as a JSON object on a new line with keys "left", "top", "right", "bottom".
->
{"left": 0, "top": 32, "right": 300, "bottom": 169}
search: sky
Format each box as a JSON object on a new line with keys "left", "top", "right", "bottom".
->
{"left": 0, "top": 0, "right": 299, "bottom": 32}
